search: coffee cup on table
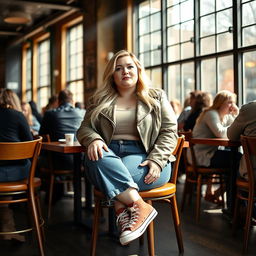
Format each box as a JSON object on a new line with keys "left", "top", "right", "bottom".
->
{"left": 65, "top": 133, "right": 74, "bottom": 145}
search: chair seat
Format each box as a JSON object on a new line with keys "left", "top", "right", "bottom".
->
{"left": 0, "top": 177, "right": 41, "bottom": 192}
{"left": 94, "top": 183, "right": 176, "bottom": 200}
{"left": 139, "top": 183, "right": 176, "bottom": 198}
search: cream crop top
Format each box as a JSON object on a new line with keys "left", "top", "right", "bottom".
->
{"left": 112, "top": 107, "right": 140, "bottom": 140}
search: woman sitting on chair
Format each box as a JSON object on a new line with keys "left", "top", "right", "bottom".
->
{"left": 77, "top": 50, "right": 178, "bottom": 245}
{"left": 189, "top": 90, "right": 241, "bottom": 205}
{"left": 0, "top": 88, "right": 33, "bottom": 242}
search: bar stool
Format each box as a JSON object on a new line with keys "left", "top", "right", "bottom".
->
{"left": 90, "top": 136, "right": 185, "bottom": 256}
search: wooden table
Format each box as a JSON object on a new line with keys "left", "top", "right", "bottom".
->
{"left": 190, "top": 137, "right": 241, "bottom": 216}
{"left": 41, "top": 141, "right": 92, "bottom": 224}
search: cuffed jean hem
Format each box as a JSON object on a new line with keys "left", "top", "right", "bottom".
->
{"left": 107, "top": 183, "right": 139, "bottom": 199}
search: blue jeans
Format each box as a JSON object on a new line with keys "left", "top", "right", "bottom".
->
{"left": 0, "top": 159, "right": 31, "bottom": 182}
{"left": 85, "top": 140, "right": 172, "bottom": 199}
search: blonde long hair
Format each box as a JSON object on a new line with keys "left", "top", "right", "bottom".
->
{"left": 21, "top": 102, "right": 33, "bottom": 126}
{"left": 197, "top": 90, "right": 237, "bottom": 123}
{"left": 0, "top": 88, "right": 22, "bottom": 111}
{"left": 89, "top": 50, "right": 157, "bottom": 125}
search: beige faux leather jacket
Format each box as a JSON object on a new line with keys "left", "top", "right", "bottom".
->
{"left": 77, "top": 89, "right": 178, "bottom": 169}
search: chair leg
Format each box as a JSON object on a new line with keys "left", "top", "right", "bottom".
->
{"left": 243, "top": 194, "right": 253, "bottom": 252}
{"left": 36, "top": 194, "right": 45, "bottom": 242}
{"left": 47, "top": 174, "right": 55, "bottom": 219}
{"left": 181, "top": 180, "right": 189, "bottom": 212}
{"left": 146, "top": 200, "right": 155, "bottom": 256}
{"left": 170, "top": 196, "right": 184, "bottom": 253}
{"left": 29, "top": 190, "right": 45, "bottom": 256}
{"left": 196, "top": 175, "right": 202, "bottom": 223}
{"left": 232, "top": 195, "right": 240, "bottom": 236}
{"left": 90, "top": 198, "right": 101, "bottom": 256}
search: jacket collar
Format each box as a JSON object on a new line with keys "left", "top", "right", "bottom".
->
{"left": 100, "top": 98, "right": 151, "bottom": 124}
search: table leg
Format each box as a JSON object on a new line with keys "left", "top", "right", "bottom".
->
{"left": 73, "top": 153, "right": 82, "bottom": 224}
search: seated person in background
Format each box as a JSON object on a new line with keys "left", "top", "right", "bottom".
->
{"left": 75, "top": 101, "right": 85, "bottom": 109}
{"left": 177, "top": 95, "right": 192, "bottom": 130}
{"left": 21, "top": 102, "right": 40, "bottom": 135}
{"left": 29, "top": 100, "right": 42, "bottom": 125}
{"left": 227, "top": 100, "right": 256, "bottom": 179}
{"left": 39, "top": 89, "right": 84, "bottom": 200}
{"left": 41, "top": 94, "right": 58, "bottom": 115}
{"left": 77, "top": 50, "right": 178, "bottom": 245}
{"left": 0, "top": 88, "right": 33, "bottom": 242}
{"left": 183, "top": 91, "right": 212, "bottom": 131}
{"left": 170, "top": 98, "right": 182, "bottom": 118}
{"left": 189, "top": 90, "right": 241, "bottom": 205}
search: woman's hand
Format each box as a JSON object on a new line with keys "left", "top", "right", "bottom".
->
{"left": 87, "top": 139, "right": 109, "bottom": 161}
{"left": 140, "top": 160, "right": 161, "bottom": 184}
{"left": 230, "top": 103, "right": 239, "bottom": 116}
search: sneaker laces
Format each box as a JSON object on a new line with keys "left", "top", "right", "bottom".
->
{"left": 116, "top": 209, "right": 130, "bottom": 232}
{"left": 128, "top": 203, "right": 140, "bottom": 227}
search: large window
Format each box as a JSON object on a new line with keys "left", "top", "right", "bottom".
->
{"left": 66, "top": 23, "right": 84, "bottom": 104}
{"left": 135, "top": 0, "right": 256, "bottom": 105}
{"left": 37, "top": 39, "right": 50, "bottom": 111}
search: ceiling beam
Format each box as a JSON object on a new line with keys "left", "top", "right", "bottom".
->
{"left": 0, "top": 31, "right": 22, "bottom": 36}
{"left": 0, "top": 0, "right": 81, "bottom": 11}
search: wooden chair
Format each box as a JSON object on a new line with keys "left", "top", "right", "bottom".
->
{"left": 232, "top": 135, "right": 256, "bottom": 252}
{"left": 40, "top": 134, "right": 74, "bottom": 219}
{"left": 0, "top": 137, "right": 44, "bottom": 256}
{"left": 90, "top": 136, "right": 185, "bottom": 256}
{"left": 179, "top": 130, "right": 227, "bottom": 222}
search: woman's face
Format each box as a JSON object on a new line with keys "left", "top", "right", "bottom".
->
{"left": 219, "top": 98, "right": 235, "bottom": 115}
{"left": 113, "top": 55, "right": 138, "bottom": 92}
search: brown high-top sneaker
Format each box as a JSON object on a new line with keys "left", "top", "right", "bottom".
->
{"left": 119, "top": 198, "right": 157, "bottom": 245}
{"left": 116, "top": 207, "right": 130, "bottom": 237}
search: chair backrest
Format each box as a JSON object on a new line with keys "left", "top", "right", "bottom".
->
{"left": 0, "top": 137, "right": 42, "bottom": 185}
{"left": 241, "top": 135, "right": 256, "bottom": 190}
{"left": 170, "top": 136, "right": 185, "bottom": 184}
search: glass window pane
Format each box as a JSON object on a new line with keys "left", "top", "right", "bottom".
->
{"left": 218, "top": 55, "right": 234, "bottom": 92}
{"left": 181, "top": 42, "right": 194, "bottom": 59}
{"left": 200, "top": 14, "right": 215, "bottom": 37}
{"left": 167, "top": 0, "right": 179, "bottom": 7}
{"left": 167, "top": 25, "right": 180, "bottom": 45}
{"left": 243, "top": 51, "right": 256, "bottom": 103}
{"left": 151, "top": 0, "right": 161, "bottom": 13}
{"left": 139, "top": 17, "right": 150, "bottom": 35}
{"left": 181, "top": 0, "right": 194, "bottom": 22}
{"left": 151, "top": 12, "right": 161, "bottom": 31}
{"left": 217, "top": 32, "right": 233, "bottom": 51}
{"left": 167, "top": 5, "right": 180, "bottom": 26}
{"left": 242, "top": 25, "right": 256, "bottom": 46}
{"left": 168, "top": 64, "right": 181, "bottom": 101}
{"left": 217, "top": 0, "right": 232, "bottom": 10}
{"left": 151, "top": 68, "right": 162, "bottom": 89}
{"left": 201, "top": 58, "right": 216, "bottom": 95}
{"left": 242, "top": 2, "right": 256, "bottom": 26}
{"left": 151, "top": 50, "right": 161, "bottom": 65}
{"left": 200, "top": 0, "right": 215, "bottom": 16}
{"left": 200, "top": 36, "right": 216, "bottom": 55}
{"left": 181, "top": 20, "right": 194, "bottom": 42}
{"left": 217, "top": 9, "right": 232, "bottom": 33}
{"left": 139, "top": 52, "right": 150, "bottom": 67}
{"left": 151, "top": 31, "right": 161, "bottom": 50}
{"left": 139, "top": 35, "right": 150, "bottom": 52}
{"left": 139, "top": 1, "right": 150, "bottom": 18}
{"left": 168, "top": 45, "right": 180, "bottom": 62}
{"left": 68, "top": 80, "right": 84, "bottom": 103}
{"left": 38, "top": 87, "right": 50, "bottom": 112}
{"left": 182, "top": 62, "right": 195, "bottom": 97}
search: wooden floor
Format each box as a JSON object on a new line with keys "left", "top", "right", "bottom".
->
{"left": 1, "top": 182, "right": 256, "bottom": 256}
